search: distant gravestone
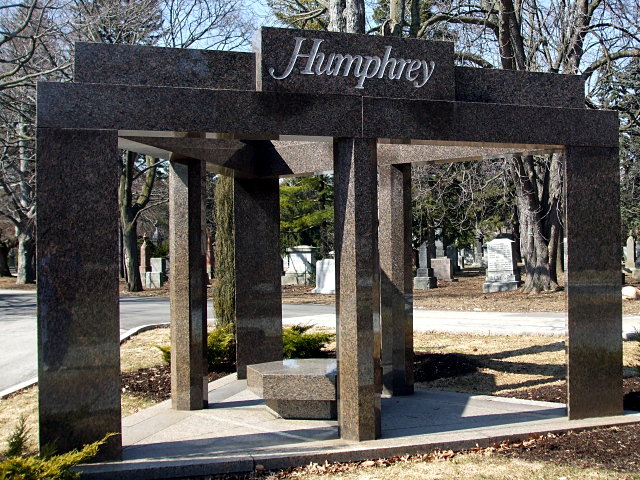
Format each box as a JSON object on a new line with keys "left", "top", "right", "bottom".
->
{"left": 435, "top": 238, "right": 445, "bottom": 258}
{"left": 446, "top": 245, "right": 459, "bottom": 272}
{"left": 138, "top": 235, "right": 152, "bottom": 285}
{"left": 634, "top": 241, "right": 640, "bottom": 280}
{"left": 625, "top": 236, "right": 636, "bottom": 270}
{"left": 312, "top": 252, "right": 336, "bottom": 294}
{"left": 483, "top": 238, "right": 521, "bottom": 293}
{"left": 282, "top": 245, "right": 317, "bottom": 285}
{"left": 431, "top": 257, "right": 456, "bottom": 281}
{"left": 414, "top": 242, "right": 437, "bottom": 289}
{"left": 473, "top": 238, "right": 484, "bottom": 266}
{"left": 145, "top": 257, "right": 168, "bottom": 289}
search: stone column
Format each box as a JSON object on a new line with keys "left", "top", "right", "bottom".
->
{"left": 378, "top": 163, "right": 414, "bottom": 396}
{"left": 334, "top": 138, "right": 381, "bottom": 441}
{"left": 169, "top": 159, "right": 208, "bottom": 410}
{"left": 37, "top": 128, "right": 121, "bottom": 460}
{"left": 565, "top": 145, "right": 622, "bottom": 419}
{"left": 234, "top": 177, "right": 282, "bottom": 379}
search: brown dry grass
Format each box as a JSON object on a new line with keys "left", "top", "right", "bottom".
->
{"left": 120, "top": 326, "right": 170, "bottom": 372}
{"left": 0, "top": 276, "right": 36, "bottom": 290}
{"left": 272, "top": 454, "right": 639, "bottom": 480}
{"left": 414, "top": 332, "right": 639, "bottom": 396}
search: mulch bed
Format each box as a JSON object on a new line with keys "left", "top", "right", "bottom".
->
{"left": 413, "top": 351, "right": 479, "bottom": 382}
{"left": 121, "top": 364, "right": 233, "bottom": 402}
{"left": 495, "top": 425, "right": 640, "bottom": 472}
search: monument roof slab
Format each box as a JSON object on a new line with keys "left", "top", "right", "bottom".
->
{"left": 75, "top": 43, "right": 255, "bottom": 90}
{"left": 362, "top": 97, "right": 618, "bottom": 147}
{"left": 36, "top": 82, "right": 362, "bottom": 137}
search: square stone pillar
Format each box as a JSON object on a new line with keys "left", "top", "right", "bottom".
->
{"left": 37, "top": 128, "right": 121, "bottom": 460}
{"left": 379, "top": 163, "right": 414, "bottom": 396}
{"left": 169, "top": 159, "right": 208, "bottom": 410}
{"left": 565, "top": 145, "right": 622, "bottom": 419}
{"left": 234, "top": 177, "right": 282, "bottom": 379}
{"left": 334, "top": 138, "right": 381, "bottom": 441}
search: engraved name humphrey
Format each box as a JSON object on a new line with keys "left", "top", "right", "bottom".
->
{"left": 258, "top": 27, "right": 454, "bottom": 100}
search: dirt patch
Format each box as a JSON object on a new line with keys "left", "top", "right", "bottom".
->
{"left": 0, "top": 276, "right": 35, "bottom": 290}
{"left": 496, "top": 426, "right": 640, "bottom": 473}
{"left": 413, "top": 351, "right": 479, "bottom": 382}
{"left": 281, "top": 285, "right": 335, "bottom": 305}
{"left": 121, "top": 364, "right": 235, "bottom": 403}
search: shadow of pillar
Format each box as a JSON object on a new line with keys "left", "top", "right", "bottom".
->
{"left": 379, "top": 163, "right": 414, "bottom": 396}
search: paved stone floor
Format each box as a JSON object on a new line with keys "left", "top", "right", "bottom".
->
{"left": 80, "top": 375, "right": 640, "bottom": 480}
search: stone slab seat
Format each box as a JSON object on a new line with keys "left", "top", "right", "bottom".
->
{"left": 247, "top": 358, "right": 337, "bottom": 420}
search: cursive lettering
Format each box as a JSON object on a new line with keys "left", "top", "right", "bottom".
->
{"left": 269, "top": 37, "right": 436, "bottom": 89}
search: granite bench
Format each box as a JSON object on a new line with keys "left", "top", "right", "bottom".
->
{"left": 246, "top": 358, "right": 337, "bottom": 419}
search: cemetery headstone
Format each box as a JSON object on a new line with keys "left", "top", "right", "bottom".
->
{"left": 625, "top": 236, "right": 636, "bottom": 271}
{"left": 431, "top": 257, "right": 456, "bottom": 281}
{"left": 435, "top": 237, "right": 445, "bottom": 258}
{"left": 634, "top": 241, "right": 640, "bottom": 280}
{"left": 483, "top": 238, "right": 522, "bottom": 293}
{"left": 312, "top": 252, "right": 336, "bottom": 294}
{"left": 446, "top": 245, "right": 459, "bottom": 272}
{"left": 139, "top": 235, "right": 152, "bottom": 283}
{"left": 473, "top": 238, "right": 484, "bottom": 266}
{"left": 145, "top": 257, "right": 168, "bottom": 288}
{"left": 414, "top": 242, "right": 437, "bottom": 289}
{"left": 282, "top": 245, "right": 317, "bottom": 286}
{"left": 151, "top": 220, "right": 163, "bottom": 245}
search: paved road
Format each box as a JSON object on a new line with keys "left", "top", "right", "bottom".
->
{"left": 3, "top": 289, "right": 640, "bottom": 394}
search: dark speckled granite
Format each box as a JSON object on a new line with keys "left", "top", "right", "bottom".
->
{"left": 334, "top": 138, "right": 381, "bottom": 441}
{"left": 565, "top": 146, "right": 622, "bottom": 419}
{"left": 37, "top": 83, "right": 361, "bottom": 139}
{"left": 36, "top": 128, "right": 121, "bottom": 460}
{"left": 378, "top": 164, "right": 413, "bottom": 396}
{"left": 363, "top": 97, "right": 619, "bottom": 147}
{"left": 234, "top": 177, "right": 283, "bottom": 379}
{"left": 169, "top": 159, "right": 208, "bottom": 410}
{"left": 455, "top": 67, "right": 584, "bottom": 108}
{"left": 258, "top": 27, "right": 453, "bottom": 100}
{"left": 75, "top": 43, "right": 255, "bottom": 90}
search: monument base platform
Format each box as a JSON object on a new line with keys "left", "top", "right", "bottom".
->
{"left": 483, "top": 281, "right": 522, "bottom": 293}
{"left": 414, "top": 277, "right": 438, "bottom": 289}
{"left": 247, "top": 359, "right": 337, "bottom": 420}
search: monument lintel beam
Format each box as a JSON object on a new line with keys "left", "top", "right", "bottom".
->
{"left": 37, "top": 82, "right": 617, "bottom": 151}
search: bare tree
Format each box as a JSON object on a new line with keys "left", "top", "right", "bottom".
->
{"left": 405, "top": 0, "right": 640, "bottom": 292}
{"left": 0, "top": 1, "right": 69, "bottom": 284}
{"left": 119, "top": 152, "right": 167, "bottom": 291}
{"left": 162, "top": 0, "right": 255, "bottom": 50}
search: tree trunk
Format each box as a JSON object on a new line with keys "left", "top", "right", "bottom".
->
{"left": 512, "top": 154, "right": 561, "bottom": 293}
{"left": 16, "top": 231, "right": 35, "bottom": 284}
{"left": 0, "top": 243, "right": 11, "bottom": 276}
{"left": 213, "top": 175, "right": 235, "bottom": 327}
{"left": 328, "top": 0, "right": 346, "bottom": 31}
{"left": 511, "top": 204, "right": 523, "bottom": 263}
{"left": 122, "top": 220, "right": 143, "bottom": 292}
{"left": 345, "top": 0, "right": 365, "bottom": 33}
{"left": 118, "top": 225, "right": 125, "bottom": 279}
